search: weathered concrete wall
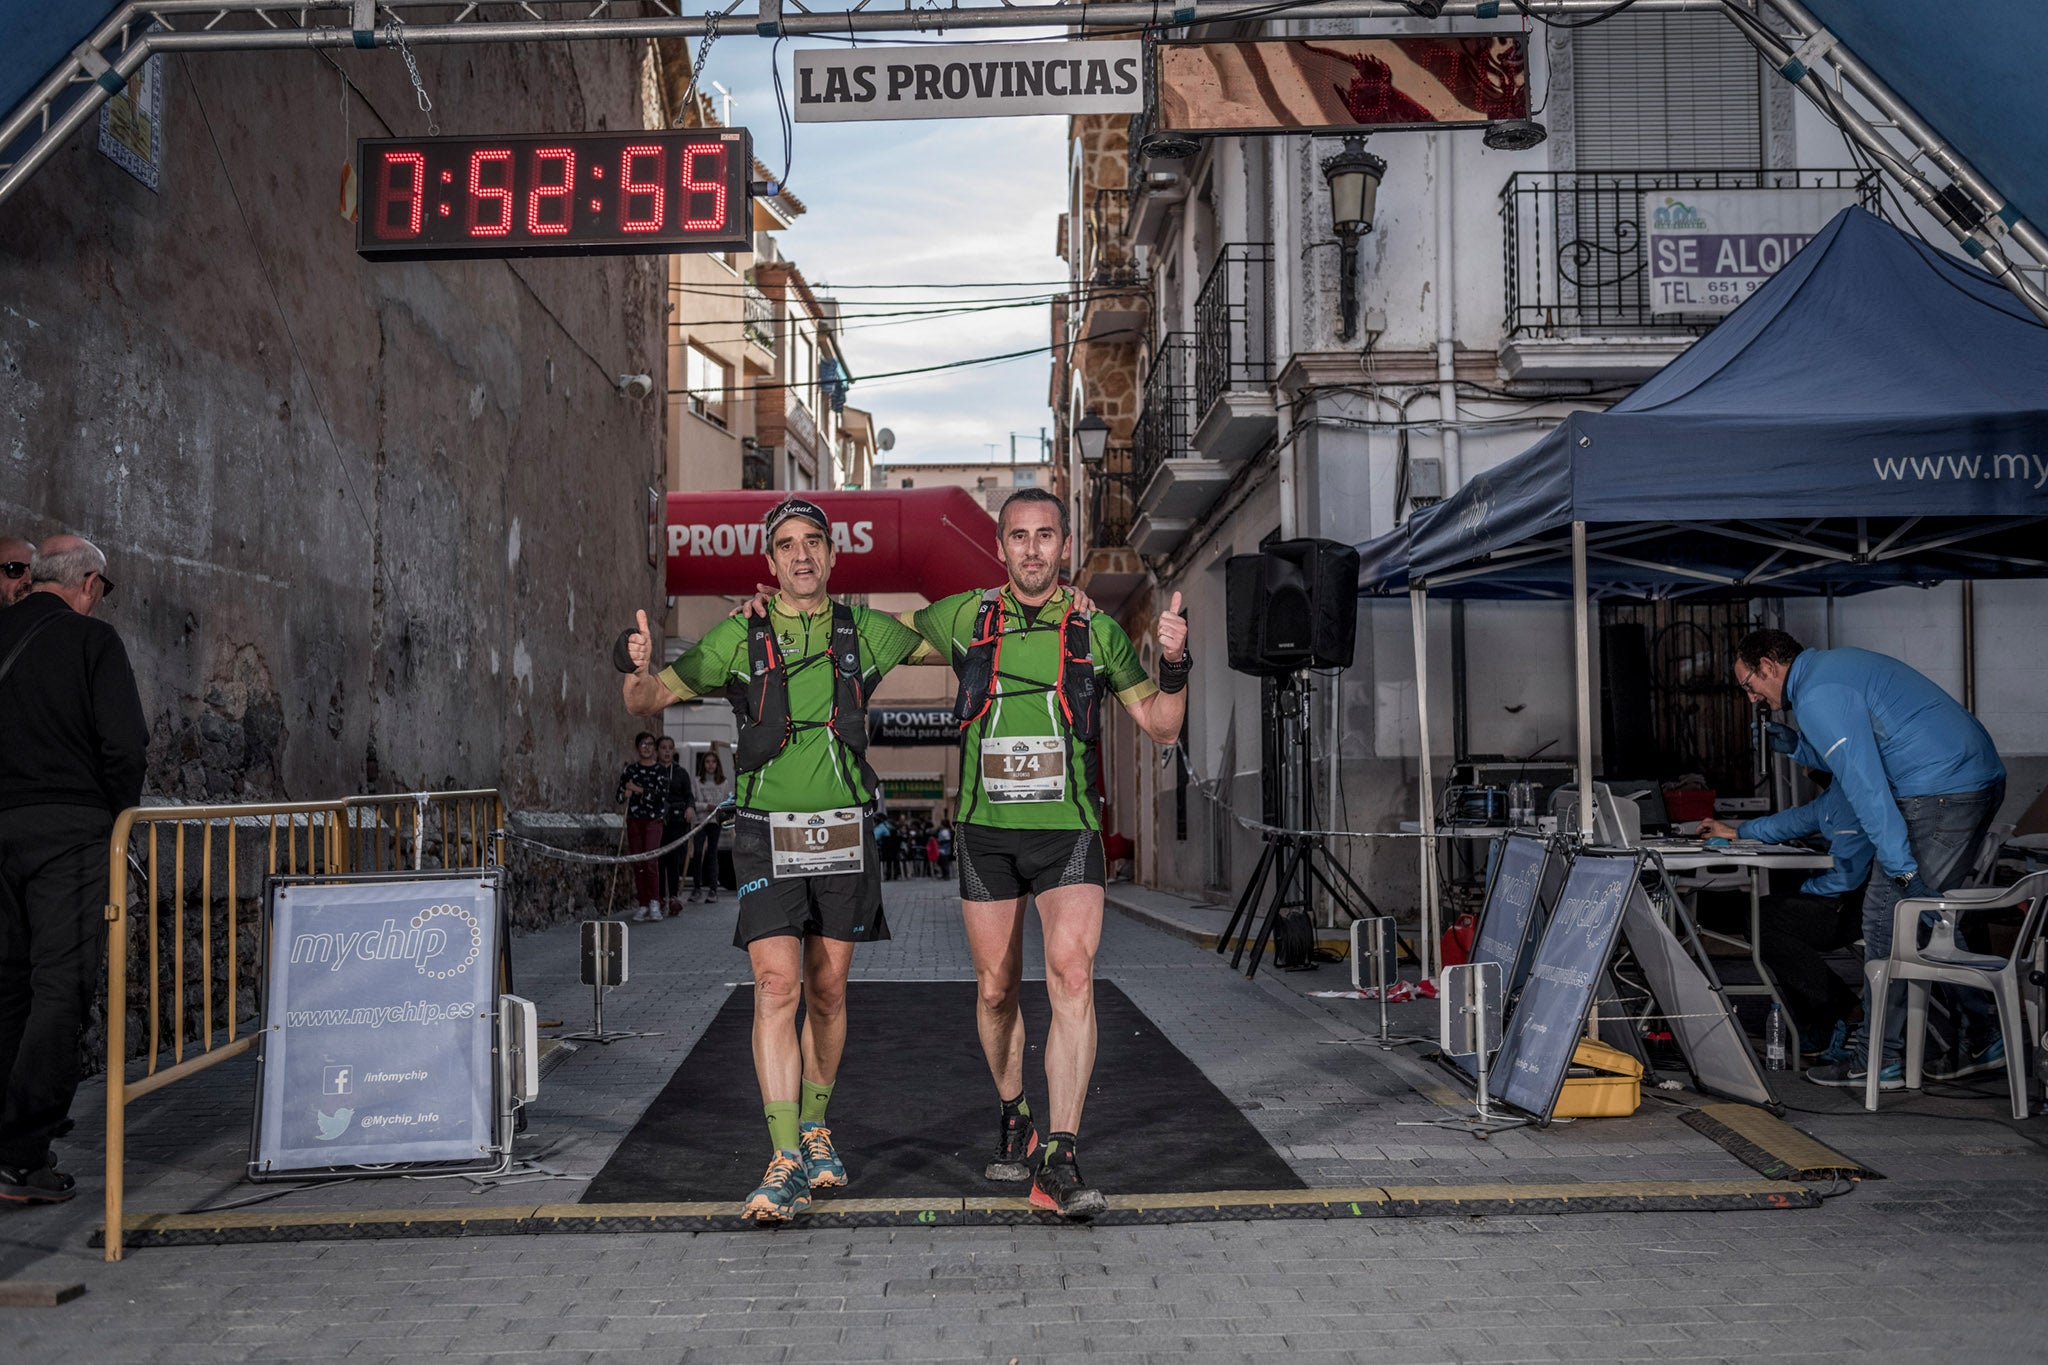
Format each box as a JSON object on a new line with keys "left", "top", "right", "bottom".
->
{"left": 0, "top": 39, "right": 667, "bottom": 813}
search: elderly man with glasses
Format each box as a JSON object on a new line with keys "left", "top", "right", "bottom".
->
{"left": 0, "top": 535, "right": 148, "bottom": 1203}
{"left": 0, "top": 536, "right": 34, "bottom": 608}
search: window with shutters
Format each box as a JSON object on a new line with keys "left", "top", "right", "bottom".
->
{"left": 685, "top": 346, "right": 730, "bottom": 428}
{"left": 1573, "top": 14, "right": 1763, "bottom": 171}
{"left": 1534, "top": 14, "right": 1768, "bottom": 333}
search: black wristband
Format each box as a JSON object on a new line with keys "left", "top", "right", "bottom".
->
{"left": 1157, "top": 643, "right": 1191, "bottom": 694}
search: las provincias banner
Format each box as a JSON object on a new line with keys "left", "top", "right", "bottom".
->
{"left": 665, "top": 487, "right": 1006, "bottom": 600}
{"left": 794, "top": 42, "right": 1143, "bottom": 122}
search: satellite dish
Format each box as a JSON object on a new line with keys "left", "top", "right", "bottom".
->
{"left": 877, "top": 428, "right": 896, "bottom": 452}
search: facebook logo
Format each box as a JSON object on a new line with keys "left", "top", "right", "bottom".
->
{"left": 322, "top": 1065, "right": 353, "bottom": 1096}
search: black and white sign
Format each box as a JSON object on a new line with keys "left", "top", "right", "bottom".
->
{"left": 794, "top": 43, "right": 1144, "bottom": 122}
{"left": 1451, "top": 835, "right": 1561, "bottom": 1080}
{"left": 1489, "top": 851, "right": 1637, "bottom": 1120}
{"left": 252, "top": 873, "right": 502, "bottom": 1177}
{"left": 868, "top": 706, "right": 959, "bottom": 746}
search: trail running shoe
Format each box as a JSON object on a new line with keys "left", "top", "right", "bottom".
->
{"left": 1030, "top": 1152, "right": 1107, "bottom": 1220}
{"left": 1928, "top": 1037, "right": 2006, "bottom": 1081}
{"left": 798, "top": 1121, "right": 848, "bottom": 1191}
{"left": 741, "top": 1150, "right": 811, "bottom": 1224}
{"left": 984, "top": 1108, "right": 1040, "bottom": 1182}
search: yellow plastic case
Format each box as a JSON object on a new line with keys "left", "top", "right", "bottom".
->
{"left": 1552, "top": 1038, "right": 1645, "bottom": 1118}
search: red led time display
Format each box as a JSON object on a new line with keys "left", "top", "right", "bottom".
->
{"left": 356, "top": 129, "right": 753, "bottom": 261}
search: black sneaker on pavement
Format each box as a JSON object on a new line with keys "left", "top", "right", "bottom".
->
{"left": 1805, "top": 1058, "right": 1904, "bottom": 1091}
{"left": 0, "top": 1162, "right": 76, "bottom": 1205}
{"left": 984, "top": 1108, "right": 1040, "bottom": 1182}
{"left": 1030, "top": 1142, "right": 1107, "bottom": 1220}
{"left": 1928, "top": 1037, "right": 2006, "bottom": 1081}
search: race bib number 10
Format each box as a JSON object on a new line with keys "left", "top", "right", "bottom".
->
{"left": 980, "top": 737, "right": 1066, "bottom": 803}
{"left": 768, "top": 808, "right": 866, "bottom": 878}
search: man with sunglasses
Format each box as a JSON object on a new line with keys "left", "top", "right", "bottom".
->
{"left": 0, "top": 536, "right": 33, "bottom": 608}
{"left": 0, "top": 536, "right": 148, "bottom": 1204}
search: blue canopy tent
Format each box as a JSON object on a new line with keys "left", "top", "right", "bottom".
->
{"left": 1357, "top": 208, "right": 2048, "bottom": 959}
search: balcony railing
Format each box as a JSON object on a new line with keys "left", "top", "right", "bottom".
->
{"left": 1086, "top": 445, "right": 1136, "bottom": 551}
{"left": 743, "top": 283, "right": 776, "bottom": 352}
{"left": 1086, "top": 188, "right": 1141, "bottom": 288}
{"left": 1194, "top": 243, "right": 1274, "bottom": 419}
{"left": 1131, "top": 333, "right": 1197, "bottom": 495}
{"left": 1500, "top": 169, "right": 1881, "bottom": 339}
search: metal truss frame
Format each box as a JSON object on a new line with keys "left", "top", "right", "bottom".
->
{"left": 1425, "top": 514, "right": 2048, "bottom": 602}
{"left": 1, "top": 0, "right": 2042, "bottom": 320}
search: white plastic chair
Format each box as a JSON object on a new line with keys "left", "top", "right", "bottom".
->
{"left": 1966, "top": 822, "right": 2017, "bottom": 888}
{"left": 1864, "top": 870, "right": 2047, "bottom": 1119}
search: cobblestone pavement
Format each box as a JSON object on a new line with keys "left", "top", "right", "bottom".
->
{"left": 4, "top": 876, "right": 2046, "bottom": 1361}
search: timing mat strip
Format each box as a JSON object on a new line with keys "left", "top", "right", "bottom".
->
{"left": 98, "top": 1179, "right": 1818, "bottom": 1248}
{"left": 1682, "top": 1103, "right": 1882, "bottom": 1181}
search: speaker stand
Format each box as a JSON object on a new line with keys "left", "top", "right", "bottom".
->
{"left": 1217, "top": 829, "right": 1384, "bottom": 979}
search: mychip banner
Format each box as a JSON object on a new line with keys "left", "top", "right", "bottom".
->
{"left": 1156, "top": 35, "right": 1529, "bottom": 136}
{"left": 793, "top": 42, "right": 1143, "bottom": 122}
{"left": 251, "top": 873, "right": 503, "bottom": 1177}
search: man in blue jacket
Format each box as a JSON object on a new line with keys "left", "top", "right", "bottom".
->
{"left": 1700, "top": 777, "right": 1869, "bottom": 1062}
{"left": 1732, "top": 630, "right": 2006, "bottom": 1090}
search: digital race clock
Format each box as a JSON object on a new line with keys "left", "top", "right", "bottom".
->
{"left": 356, "top": 128, "right": 753, "bottom": 261}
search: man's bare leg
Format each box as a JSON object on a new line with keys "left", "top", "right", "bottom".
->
{"left": 961, "top": 896, "right": 1030, "bottom": 1098}
{"left": 742, "top": 934, "right": 811, "bottom": 1222}
{"left": 1033, "top": 884, "right": 1104, "bottom": 1136}
{"left": 747, "top": 934, "right": 806, "bottom": 1109}
{"left": 798, "top": 935, "right": 856, "bottom": 1092}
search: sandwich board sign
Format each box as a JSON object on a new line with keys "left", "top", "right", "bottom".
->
{"left": 1488, "top": 850, "right": 1637, "bottom": 1120}
{"left": 251, "top": 871, "right": 504, "bottom": 1178}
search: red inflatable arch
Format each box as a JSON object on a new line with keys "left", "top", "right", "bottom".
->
{"left": 665, "top": 487, "right": 1008, "bottom": 601}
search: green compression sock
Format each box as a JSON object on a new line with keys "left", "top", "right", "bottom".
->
{"left": 1002, "top": 1093, "right": 1030, "bottom": 1120}
{"left": 800, "top": 1079, "right": 834, "bottom": 1125}
{"left": 765, "top": 1101, "right": 800, "bottom": 1154}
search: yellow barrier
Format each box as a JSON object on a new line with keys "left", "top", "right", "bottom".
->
{"left": 102, "top": 790, "right": 502, "bottom": 1261}
{"left": 344, "top": 789, "right": 505, "bottom": 874}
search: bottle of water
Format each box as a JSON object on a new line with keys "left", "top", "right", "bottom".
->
{"left": 1764, "top": 1003, "right": 1788, "bottom": 1071}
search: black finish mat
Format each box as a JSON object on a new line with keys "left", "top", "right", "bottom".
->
{"left": 582, "top": 980, "right": 1304, "bottom": 1203}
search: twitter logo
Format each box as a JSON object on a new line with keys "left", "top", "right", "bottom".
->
{"left": 315, "top": 1106, "right": 354, "bottom": 1141}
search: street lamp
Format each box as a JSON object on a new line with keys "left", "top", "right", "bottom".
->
{"left": 1321, "top": 136, "right": 1387, "bottom": 343}
{"left": 1075, "top": 408, "right": 1111, "bottom": 465}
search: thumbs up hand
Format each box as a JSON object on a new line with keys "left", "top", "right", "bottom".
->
{"left": 628, "top": 609, "right": 654, "bottom": 675}
{"left": 1157, "top": 590, "right": 1188, "bottom": 663}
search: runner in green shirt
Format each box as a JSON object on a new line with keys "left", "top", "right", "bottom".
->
{"left": 909, "top": 487, "right": 1189, "bottom": 1218}
{"left": 622, "top": 497, "right": 932, "bottom": 1224}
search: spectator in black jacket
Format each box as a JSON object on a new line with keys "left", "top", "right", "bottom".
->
{"left": 617, "top": 734, "right": 668, "bottom": 923}
{"left": 0, "top": 535, "right": 147, "bottom": 1204}
{"left": 0, "top": 535, "right": 33, "bottom": 608}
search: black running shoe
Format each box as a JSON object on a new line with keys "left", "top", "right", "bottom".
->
{"left": 0, "top": 1162, "right": 75, "bottom": 1205}
{"left": 1030, "top": 1151, "right": 1107, "bottom": 1220}
{"left": 984, "top": 1108, "right": 1040, "bottom": 1182}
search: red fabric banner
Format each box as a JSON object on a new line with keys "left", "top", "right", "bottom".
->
{"left": 665, "top": 487, "right": 1008, "bottom": 601}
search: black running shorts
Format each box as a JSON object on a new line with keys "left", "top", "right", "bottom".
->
{"left": 730, "top": 807, "right": 890, "bottom": 948}
{"left": 956, "top": 824, "right": 1105, "bottom": 902}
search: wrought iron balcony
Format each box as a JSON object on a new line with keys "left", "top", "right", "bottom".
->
{"left": 743, "top": 283, "right": 776, "bottom": 353}
{"left": 1130, "top": 334, "right": 1198, "bottom": 496}
{"left": 1192, "top": 244, "right": 1275, "bottom": 461}
{"left": 1499, "top": 169, "right": 1881, "bottom": 340}
{"left": 1085, "top": 445, "right": 1136, "bottom": 552}
{"left": 1086, "top": 188, "right": 1142, "bottom": 289}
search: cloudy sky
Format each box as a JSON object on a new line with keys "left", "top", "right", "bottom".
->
{"left": 710, "top": 34, "right": 1070, "bottom": 467}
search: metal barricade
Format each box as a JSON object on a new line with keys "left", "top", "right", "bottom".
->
{"left": 343, "top": 789, "right": 504, "bottom": 873}
{"left": 101, "top": 789, "right": 502, "bottom": 1260}
{"left": 103, "top": 800, "right": 349, "bottom": 1260}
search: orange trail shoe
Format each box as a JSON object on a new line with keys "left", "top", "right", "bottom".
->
{"left": 798, "top": 1121, "right": 848, "bottom": 1190}
{"left": 741, "top": 1149, "right": 811, "bottom": 1224}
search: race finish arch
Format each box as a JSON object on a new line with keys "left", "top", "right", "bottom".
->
{"left": 665, "top": 487, "right": 1007, "bottom": 601}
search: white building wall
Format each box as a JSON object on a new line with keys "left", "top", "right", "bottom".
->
{"left": 1100, "top": 12, "right": 2047, "bottom": 910}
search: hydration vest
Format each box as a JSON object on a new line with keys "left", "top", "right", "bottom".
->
{"left": 952, "top": 588, "right": 1101, "bottom": 743}
{"left": 729, "top": 601, "right": 876, "bottom": 798}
